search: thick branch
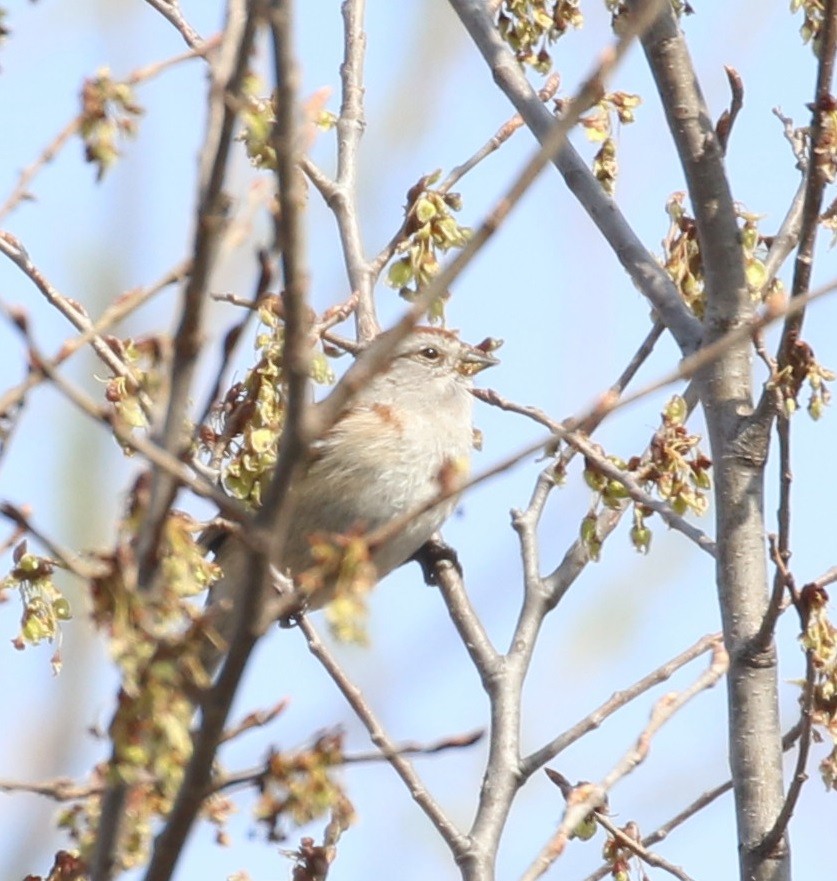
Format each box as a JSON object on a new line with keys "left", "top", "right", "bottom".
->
{"left": 635, "top": 3, "right": 790, "bottom": 879}
{"left": 447, "top": 0, "right": 702, "bottom": 356}
{"left": 143, "top": 4, "right": 314, "bottom": 879}
{"left": 135, "top": 0, "right": 257, "bottom": 587}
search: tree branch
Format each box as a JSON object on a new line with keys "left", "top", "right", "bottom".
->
{"left": 134, "top": 0, "right": 258, "bottom": 587}
{"left": 335, "top": 0, "right": 377, "bottom": 340}
{"left": 634, "top": 2, "right": 793, "bottom": 877}
{"left": 519, "top": 639, "right": 727, "bottom": 881}
{"left": 777, "top": 0, "right": 837, "bottom": 369}
{"left": 90, "top": 5, "right": 260, "bottom": 880}
{"left": 447, "top": 0, "right": 703, "bottom": 356}
{"left": 520, "top": 633, "right": 722, "bottom": 779}
{"left": 142, "top": 0, "right": 206, "bottom": 49}
{"left": 297, "top": 615, "right": 471, "bottom": 860}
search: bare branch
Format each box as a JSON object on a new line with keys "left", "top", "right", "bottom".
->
{"left": 635, "top": 1, "right": 799, "bottom": 876}
{"left": 0, "top": 232, "right": 150, "bottom": 410}
{"left": 447, "top": 0, "right": 703, "bottom": 356}
{"left": 476, "top": 389, "right": 717, "bottom": 557}
{"left": 594, "top": 814, "right": 695, "bottom": 881}
{"left": 715, "top": 65, "right": 744, "bottom": 155}
{"left": 18, "top": 346, "right": 244, "bottom": 521}
{"left": 440, "top": 73, "right": 562, "bottom": 192}
{"left": 216, "top": 727, "right": 485, "bottom": 792}
{"left": 134, "top": 0, "right": 258, "bottom": 587}
{"left": 297, "top": 614, "right": 471, "bottom": 859}
{"left": 0, "top": 260, "right": 189, "bottom": 426}
{"left": 0, "top": 118, "right": 81, "bottom": 223}
{"left": 336, "top": 0, "right": 376, "bottom": 340}
{"left": 582, "top": 725, "right": 805, "bottom": 881}
{"left": 520, "top": 633, "right": 723, "bottom": 779}
{"left": 197, "top": 251, "right": 274, "bottom": 443}
{"left": 777, "top": 0, "right": 837, "bottom": 366}
{"left": 0, "top": 502, "right": 109, "bottom": 580}
{"left": 762, "top": 177, "right": 806, "bottom": 285}
{"left": 518, "top": 640, "right": 728, "bottom": 881}
{"left": 0, "top": 776, "right": 103, "bottom": 802}
{"left": 142, "top": 0, "right": 206, "bottom": 49}
{"left": 220, "top": 699, "right": 290, "bottom": 744}
{"left": 368, "top": 73, "right": 562, "bottom": 284}
{"left": 91, "top": 7, "right": 260, "bottom": 879}
{"left": 431, "top": 545, "right": 501, "bottom": 678}
{"left": 0, "top": 41, "right": 216, "bottom": 223}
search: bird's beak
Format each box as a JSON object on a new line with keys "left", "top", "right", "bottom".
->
{"left": 457, "top": 345, "right": 500, "bottom": 377}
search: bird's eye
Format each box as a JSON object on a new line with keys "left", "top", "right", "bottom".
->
{"left": 418, "top": 346, "right": 441, "bottom": 361}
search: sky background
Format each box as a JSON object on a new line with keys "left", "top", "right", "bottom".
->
{"left": 0, "top": 1, "right": 836, "bottom": 880}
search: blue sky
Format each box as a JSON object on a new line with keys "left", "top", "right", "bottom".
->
{"left": 0, "top": 2, "right": 835, "bottom": 880}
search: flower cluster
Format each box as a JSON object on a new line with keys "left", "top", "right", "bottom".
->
{"left": 799, "top": 583, "right": 837, "bottom": 789}
{"left": 204, "top": 300, "right": 334, "bottom": 508}
{"left": 559, "top": 91, "right": 641, "bottom": 195}
{"left": 581, "top": 396, "right": 712, "bottom": 558}
{"left": 496, "top": 0, "right": 583, "bottom": 72}
{"left": 255, "top": 731, "right": 353, "bottom": 840}
{"left": 0, "top": 541, "right": 71, "bottom": 674}
{"left": 661, "top": 194, "right": 784, "bottom": 319}
{"left": 386, "top": 171, "right": 471, "bottom": 323}
{"left": 775, "top": 337, "right": 835, "bottom": 420}
{"left": 80, "top": 68, "right": 143, "bottom": 181}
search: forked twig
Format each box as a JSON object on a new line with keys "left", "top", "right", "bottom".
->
{"left": 519, "top": 641, "right": 728, "bottom": 881}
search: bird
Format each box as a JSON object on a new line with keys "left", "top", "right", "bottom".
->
{"left": 201, "top": 326, "right": 498, "bottom": 669}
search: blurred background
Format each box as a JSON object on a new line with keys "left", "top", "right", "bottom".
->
{"left": 0, "top": 1, "right": 835, "bottom": 879}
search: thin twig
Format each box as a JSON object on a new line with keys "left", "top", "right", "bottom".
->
{"left": 143, "top": 0, "right": 206, "bottom": 49}
{"left": 21, "top": 350, "right": 245, "bottom": 521}
{"left": 0, "top": 42, "right": 215, "bottom": 223}
{"left": 519, "top": 633, "right": 723, "bottom": 779}
{"left": 216, "top": 728, "right": 485, "bottom": 791}
{"left": 368, "top": 73, "right": 560, "bottom": 282}
{"left": 762, "top": 177, "right": 806, "bottom": 286}
{"left": 444, "top": 74, "right": 562, "bottom": 192}
{"left": 297, "top": 614, "right": 471, "bottom": 859}
{"left": 714, "top": 65, "right": 743, "bottom": 156}
{"left": 474, "top": 389, "right": 716, "bottom": 557}
{"left": 0, "top": 118, "right": 81, "bottom": 223}
{"left": 576, "top": 273, "right": 837, "bottom": 429}
{"left": 0, "top": 777, "right": 104, "bottom": 802}
{"left": 0, "top": 502, "right": 109, "bottom": 580}
{"left": 595, "top": 814, "right": 695, "bottom": 881}
{"left": 776, "top": 0, "right": 837, "bottom": 371}
{"left": 335, "top": 0, "right": 376, "bottom": 340}
{"left": 580, "top": 723, "right": 805, "bottom": 881}
{"left": 125, "top": 36, "right": 221, "bottom": 83}
{"left": 0, "top": 232, "right": 150, "bottom": 411}
{"left": 197, "top": 250, "right": 274, "bottom": 443}
{"left": 220, "top": 699, "right": 290, "bottom": 744}
{"left": 758, "top": 534, "right": 794, "bottom": 650}
{"left": 0, "top": 261, "right": 189, "bottom": 423}
{"left": 140, "top": 5, "right": 307, "bottom": 881}
{"left": 518, "top": 641, "right": 728, "bottom": 881}
{"left": 758, "top": 559, "right": 837, "bottom": 856}
{"left": 758, "top": 652, "right": 814, "bottom": 857}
